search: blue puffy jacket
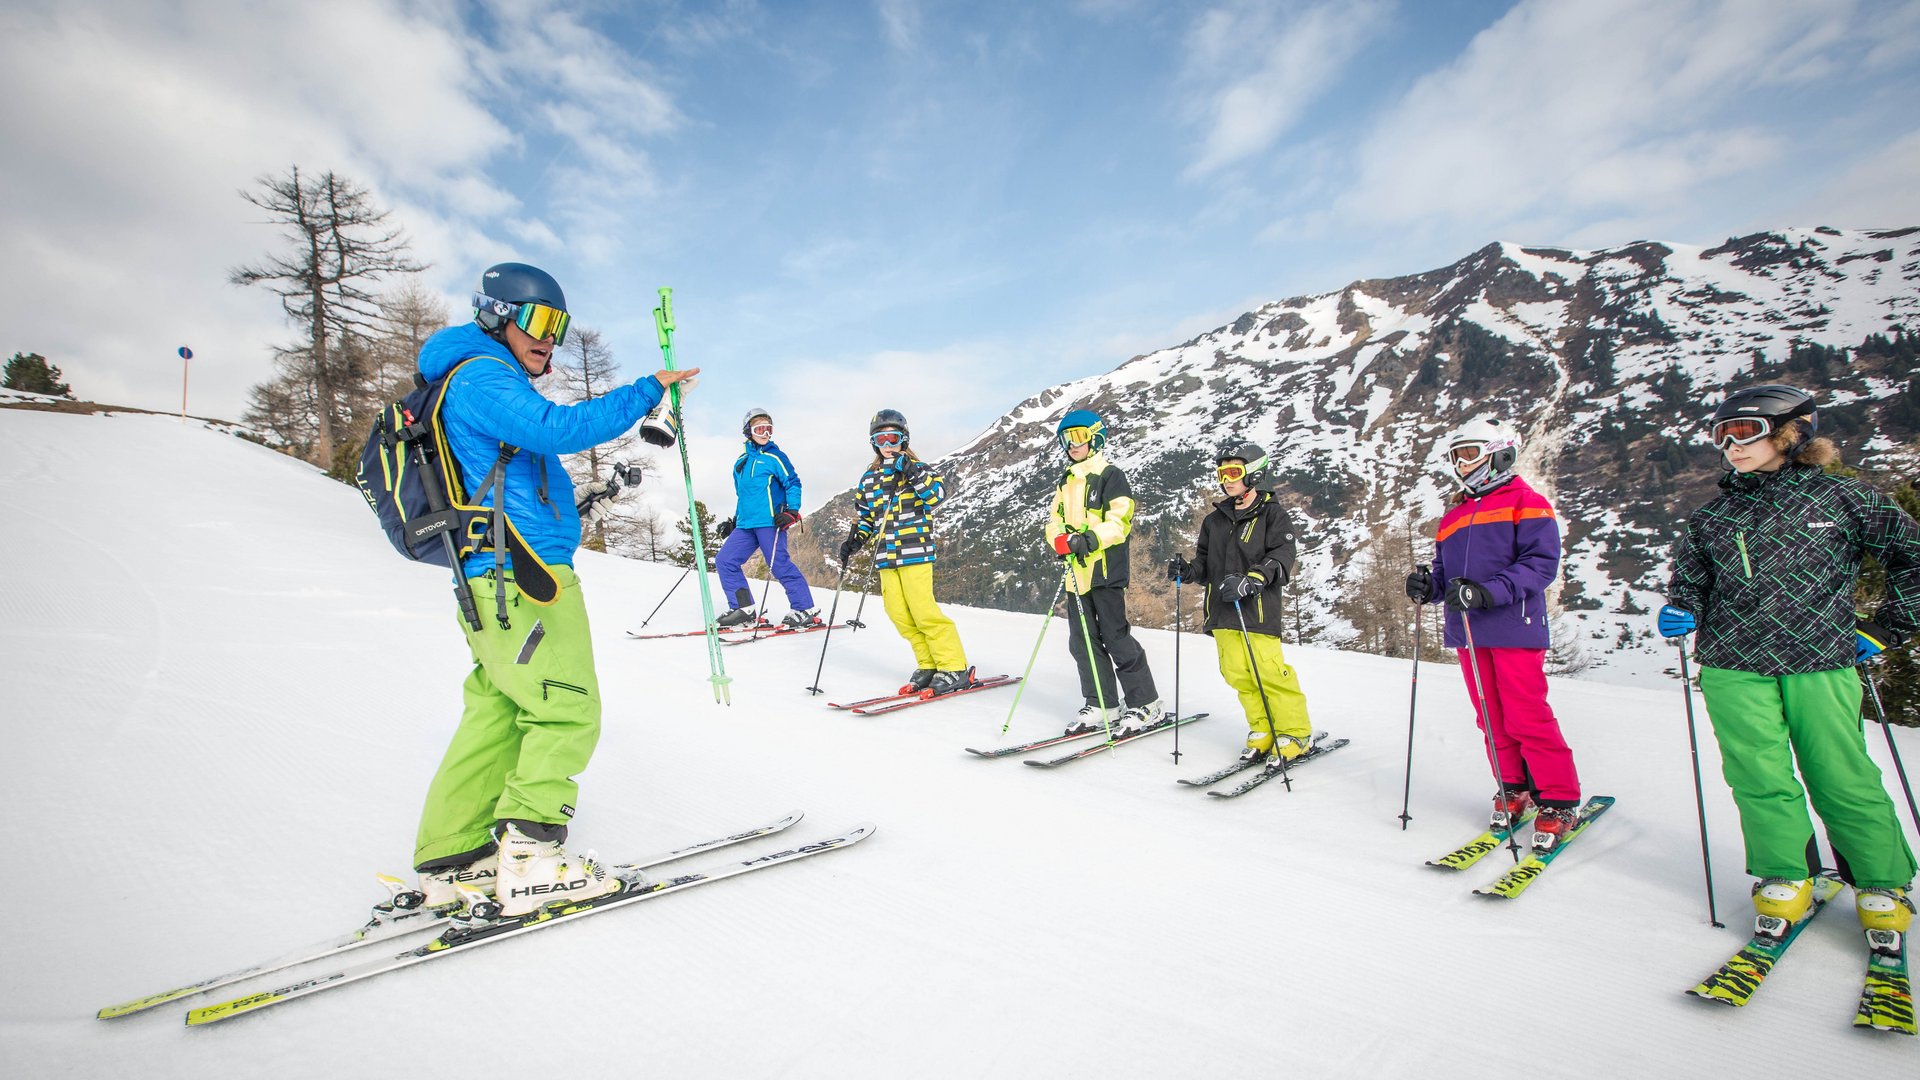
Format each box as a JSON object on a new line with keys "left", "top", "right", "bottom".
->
{"left": 419, "top": 323, "right": 664, "bottom": 576}
{"left": 731, "top": 441, "right": 802, "bottom": 529}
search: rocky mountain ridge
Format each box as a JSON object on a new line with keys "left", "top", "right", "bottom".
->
{"left": 798, "top": 226, "right": 1920, "bottom": 685}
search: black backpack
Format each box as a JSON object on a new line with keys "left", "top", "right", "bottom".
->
{"left": 355, "top": 356, "right": 559, "bottom": 630}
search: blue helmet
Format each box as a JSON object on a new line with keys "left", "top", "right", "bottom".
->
{"left": 1057, "top": 408, "right": 1107, "bottom": 454}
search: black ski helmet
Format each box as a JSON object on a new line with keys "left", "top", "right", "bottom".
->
{"left": 870, "top": 408, "right": 909, "bottom": 444}
{"left": 1215, "top": 442, "right": 1269, "bottom": 489}
{"left": 742, "top": 408, "right": 773, "bottom": 436}
{"left": 1709, "top": 383, "right": 1816, "bottom": 435}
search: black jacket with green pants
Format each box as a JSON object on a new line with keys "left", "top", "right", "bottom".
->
{"left": 1668, "top": 464, "right": 1920, "bottom": 889}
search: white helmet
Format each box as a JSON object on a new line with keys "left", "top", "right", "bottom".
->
{"left": 1441, "top": 417, "right": 1521, "bottom": 496}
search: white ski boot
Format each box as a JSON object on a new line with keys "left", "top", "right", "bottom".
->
{"left": 494, "top": 821, "right": 625, "bottom": 917}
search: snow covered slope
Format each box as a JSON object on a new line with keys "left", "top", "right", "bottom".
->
{"left": 2, "top": 408, "right": 1915, "bottom": 1077}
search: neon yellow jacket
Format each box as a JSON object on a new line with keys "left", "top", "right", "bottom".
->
{"left": 1047, "top": 451, "right": 1137, "bottom": 594}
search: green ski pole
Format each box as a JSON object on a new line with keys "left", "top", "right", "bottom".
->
{"left": 654, "top": 287, "right": 731, "bottom": 704}
{"left": 999, "top": 570, "right": 1069, "bottom": 735}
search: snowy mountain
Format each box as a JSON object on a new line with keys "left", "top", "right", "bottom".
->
{"left": 5, "top": 397, "right": 1917, "bottom": 1077}
{"left": 802, "top": 226, "right": 1920, "bottom": 687}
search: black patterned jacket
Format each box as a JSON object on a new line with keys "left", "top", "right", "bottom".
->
{"left": 1667, "top": 464, "right": 1920, "bottom": 676}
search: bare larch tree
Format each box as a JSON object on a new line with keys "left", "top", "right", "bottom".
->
{"left": 230, "top": 166, "right": 424, "bottom": 467}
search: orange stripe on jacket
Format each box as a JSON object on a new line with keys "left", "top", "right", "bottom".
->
{"left": 1435, "top": 503, "right": 1556, "bottom": 543}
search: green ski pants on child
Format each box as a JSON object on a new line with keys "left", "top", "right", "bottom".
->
{"left": 1699, "top": 665, "right": 1915, "bottom": 889}
{"left": 1212, "top": 629, "right": 1312, "bottom": 746}
{"left": 413, "top": 567, "right": 601, "bottom": 870}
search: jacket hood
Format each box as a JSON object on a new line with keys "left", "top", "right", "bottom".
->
{"left": 419, "top": 322, "right": 517, "bottom": 383}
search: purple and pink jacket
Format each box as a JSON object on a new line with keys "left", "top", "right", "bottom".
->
{"left": 1421, "top": 475, "right": 1561, "bottom": 650}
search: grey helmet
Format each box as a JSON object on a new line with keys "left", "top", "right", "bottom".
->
{"left": 742, "top": 408, "right": 773, "bottom": 437}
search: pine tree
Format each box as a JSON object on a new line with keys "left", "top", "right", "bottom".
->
{"left": 3, "top": 352, "right": 72, "bottom": 397}
{"left": 668, "top": 499, "right": 723, "bottom": 569}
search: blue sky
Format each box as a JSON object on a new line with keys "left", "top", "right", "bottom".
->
{"left": 4, "top": 0, "right": 1917, "bottom": 512}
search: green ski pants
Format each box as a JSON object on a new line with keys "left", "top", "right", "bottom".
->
{"left": 1698, "top": 665, "right": 1915, "bottom": 889}
{"left": 414, "top": 567, "right": 601, "bottom": 870}
{"left": 1212, "top": 629, "right": 1312, "bottom": 745}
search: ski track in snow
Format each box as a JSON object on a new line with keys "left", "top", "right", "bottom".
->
{"left": 1, "top": 409, "right": 1914, "bottom": 1077}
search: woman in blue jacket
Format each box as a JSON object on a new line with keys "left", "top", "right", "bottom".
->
{"left": 715, "top": 409, "right": 818, "bottom": 627}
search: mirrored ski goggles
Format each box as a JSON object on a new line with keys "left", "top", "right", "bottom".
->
{"left": 1060, "top": 426, "right": 1097, "bottom": 447}
{"left": 1215, "top": 463, "right": 1249, "bottom": 483}
{"left": 871, "top": 430, "right": 905, "bottom": 448}
{"left": 749, "top": 422, "right": 773, "bottom": 437}
{"left": 476, "top": 293, "right": 571, "bottom": 345}
{"left": 1709, "top": 416, "right": 1773, "bottom": 449}
{"left": 1448, "top": 442, "right": 1491, "bottom": 466}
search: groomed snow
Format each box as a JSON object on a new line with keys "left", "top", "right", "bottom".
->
{"left": 2, "top": 408, "right": 1915, "bottom": 1077}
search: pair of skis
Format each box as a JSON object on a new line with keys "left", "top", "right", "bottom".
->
{"left": 1422, "top": 796, "right": 1616, "bottom": 900}
{"left": 828, "top": 673, "right": 1020, "bottom": 715}
{"left": 1176, "top": 732, "right": 1351, "bottom": 797}
{"left": 962, "top": 711, "right": 1209, "bottom": 762}
{"left": 97, "top": 810, "right": 871, "bottom": 1025}
{"left": 1687, "top": 872, "right": 1914, "bottom": 1035}
{"left": 719, "top": 620, "right": 855, "bottom": 646}
{"left": 626, "top": 621, "right": 852, "bottom": 643}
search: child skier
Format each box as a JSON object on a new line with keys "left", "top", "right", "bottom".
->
{"left": 1660, "top": 383, "right": 1917, "bottom": 936}
{"left": 838, "top": 409, "right": 973, "bottom": 695}
{"left": 1167, "top": 444, "right": 1316, "bottom": 764}
{"left": 714, "top": 408, "right": 817, "bottom": 628}
{"left": 1404, "top": 417, "right": 1583, "bottom": 852}
{"left": 1047, "top": 409, "right": 1163, "bottom": 735}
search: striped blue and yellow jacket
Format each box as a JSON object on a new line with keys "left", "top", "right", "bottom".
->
{"left": 852, "top": 455, "right": 944, "bottom": 569}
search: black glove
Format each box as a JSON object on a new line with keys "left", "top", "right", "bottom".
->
{"left": 838, "top": 531, "right": 863, "bottom": 563}
{"left": 1167, "top": 555, "right": 1194, "bottom": 583}
{"left": 774, "top": 507, "right": 801, "bottom": 531}
{"left": 1221, "top": 571, "right": 1266, "bottom": 600}
{"left": 1444, "top": 577, "right": 1494, "bottom": 611}
{"left": 717, "top": 516, "right": 736, "bottom": 540}
{"left": 1066, "top": 531, "right": 1097, "bottom": 557}
{"left": 1405, "top": 564, "right": 1433, "bottom": 603}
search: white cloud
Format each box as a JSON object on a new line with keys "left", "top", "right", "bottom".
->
{"left": 1794, "top": 128, "right": 1920, "bottom": 227}
{"left": 0, "top": 0, "right": 680, "bottom": 419}
{"left": 1327, "top": 0, "right": 1854, "bottom": 236}
{"left": 1180, "top": 0, "right": 1394, "bottom": 177}
{"left": 874, "top": 0, "right": 920, "bottom": 53}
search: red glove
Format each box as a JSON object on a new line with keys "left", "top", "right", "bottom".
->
{"left": 774, "top": 508, "right": 801, "bottom": 531}
{"left": 1052, "top": 533, "right": 1072, "bottom": 556}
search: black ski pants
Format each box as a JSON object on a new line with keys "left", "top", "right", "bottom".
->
{"left": 1065, "top": 584, "right": 1158, "bottom": 709}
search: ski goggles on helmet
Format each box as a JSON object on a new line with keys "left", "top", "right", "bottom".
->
{"left": 871, "top": 429, "right": 905, "bottom": 448}
{"left": 749, "top": 421, "right": 773, "bottom": 437}
{"left": 1709, "top": 416, "right": 1774, "bottom": 449}
{"left": 1060, "top": 426, "right": 1097, "bottom": 448}
{"left": 1215, "top": 462, "right": 1249, "bottom": 483}
{"left": 475, "top": 293, "right": 571, "bottom": 345}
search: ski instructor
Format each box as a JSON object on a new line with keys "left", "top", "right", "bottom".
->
{"left": 410, "top": 262, "right": 699, "bottom": 918}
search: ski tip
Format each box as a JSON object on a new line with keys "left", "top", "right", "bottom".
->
{"left": 185, "top": 989, "right": 284, "bottom": 1026}
{"left": 98, "top": 991, "right": 185, "bottom": 1020}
